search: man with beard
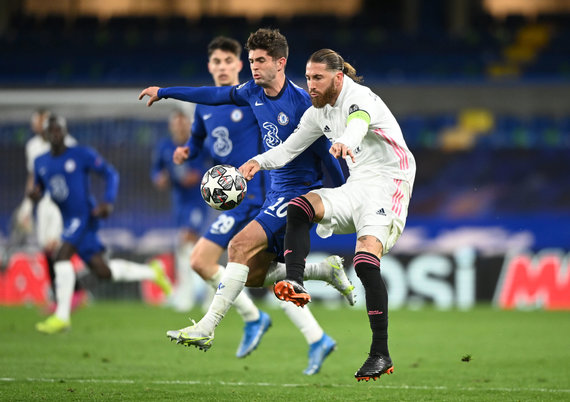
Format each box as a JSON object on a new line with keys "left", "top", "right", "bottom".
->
{"left": 240, "top": 49, "right": 416, "bottom": 382}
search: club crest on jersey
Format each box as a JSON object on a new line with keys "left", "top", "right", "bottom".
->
{"left": 65, "top": 159, "right": 76, "bottom": 172}
{"left": 231, "top": 109, "right": 243, "bottom": 122}
{"left": 277, "top": 112, "right": 289, "bottom": 126}
{"left": 349, "top": 104, "right": 360, "bottom": 114}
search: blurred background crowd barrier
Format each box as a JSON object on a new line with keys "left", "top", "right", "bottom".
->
{"left": 1, "top": 0, "right": 568, "bottom": 309}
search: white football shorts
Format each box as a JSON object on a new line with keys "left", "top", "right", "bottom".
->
{"left": 311, "top": 176, "right": 412, "bottom": 255}
{"left": 36, "top": 194, "right": 64, "bottom": 248}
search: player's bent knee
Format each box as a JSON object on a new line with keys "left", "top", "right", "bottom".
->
{"left": 189, "top": 255, "right": 207, "bottom": 275}
{"left": 227, "top": 238, "right": 254, "bottom": 264}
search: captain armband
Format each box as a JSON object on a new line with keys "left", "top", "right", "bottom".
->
{"left": 346, "top": 110, "right": 371, "bottom": 126}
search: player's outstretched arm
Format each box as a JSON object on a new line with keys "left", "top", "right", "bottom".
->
{"left": 239, "top": 159, "right": 260, "bottom": 181}
{"left": 173, "top": 146, "right": 190, "bottom": 165}
{"left": 138, "top": 86, "right": 162, "bottom": 107}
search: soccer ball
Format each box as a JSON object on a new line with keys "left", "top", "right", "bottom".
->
{"left": 200, "top": 164, "right": 247, "bottom": 210}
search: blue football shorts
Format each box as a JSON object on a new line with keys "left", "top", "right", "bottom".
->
{"left": 203, "top": 194, "right": 264, "bottom": 249}
{"left": 61, "top": 215, "right": 105, "bottom": 263}
{"left": 175, "top": 202, "right": 210, "bottom": 234}
{"left": 254, "top": 187, "right": 316, "bottom": 261}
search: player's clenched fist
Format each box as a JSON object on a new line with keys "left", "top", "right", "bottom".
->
{"left": 138, "top": 86, "right": 162, "bottom": 107}
{"left": 173, "top": 146, "right": 190, "bottom": 165}
{"left": 239, "top": 159, "right": 260, "bottom": 181}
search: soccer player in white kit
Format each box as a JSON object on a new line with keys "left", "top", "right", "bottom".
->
{"left": 240, "top": 49, "right": 416, "bottom": 382}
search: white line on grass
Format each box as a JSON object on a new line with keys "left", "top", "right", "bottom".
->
{"left": 0, "top": 377, "right": 568, "bottom": 394}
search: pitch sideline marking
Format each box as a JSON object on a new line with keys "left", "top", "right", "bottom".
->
{"left": 0, "top": 377, "right": 569, "bottom": 394}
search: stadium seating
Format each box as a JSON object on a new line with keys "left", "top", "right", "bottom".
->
{"left": 2, "top": 12, "right": 570, "bottom": 85}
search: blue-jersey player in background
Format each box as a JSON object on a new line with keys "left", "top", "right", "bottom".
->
{"left": 141, "top": 29, "right": 356, "bottom": 375}
{"left": 151, "top": 108, "right": 209, "bottom": 312}
{"left": 31, "top": 115, "right": 172, "bottom": 335}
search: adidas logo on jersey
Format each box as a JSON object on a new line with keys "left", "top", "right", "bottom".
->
{"left": 376, "top": 208, "right": 386, "bottom": 216}
{"left": 323, "top": 125, "right": 331, "bottom": 132}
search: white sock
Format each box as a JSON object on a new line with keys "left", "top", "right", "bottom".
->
{"left": 204, "top": 265, "right": 224, "bottom": 288}
{"left": 206, "top": 265, "right": 259, "bottom": 323}
{"left": 279, "top": 300, "right": 323, "bottom": 345}
{"left": 304, "top": 261, "right": 331, "bottom": 281}
{"left": 173, "top": 242, "right": 195, "bottom": 308}
{"left": 199, "top": 262, "right": 249, "bottom": 334}
{"left": 54, "top": 261, "right": 75, "bottom": 322}
{"left": 263, "top": 261, "right": 285, "bottom": 286}
{"left": 264, "top": 261, "right": 331, "bottom": 286}
{"left": 108, "top": 259, "right": 155, "bottom": 282}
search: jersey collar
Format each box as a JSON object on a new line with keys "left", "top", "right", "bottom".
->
{"left": 265, "top": 77, "right": 289, "bottom": 101}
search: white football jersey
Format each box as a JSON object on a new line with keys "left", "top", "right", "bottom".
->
{"left": 255, "top": 76, "right": 416, "bottom": 186}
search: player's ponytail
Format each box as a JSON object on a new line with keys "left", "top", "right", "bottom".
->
{"left": 342, "top": 62, "right": 362, "bottom": 83}
{"left": 308, "top": 49, "right": 363, "bottom": 83}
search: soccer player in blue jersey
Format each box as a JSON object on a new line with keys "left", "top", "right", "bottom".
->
{"left": 170, "top": 36, "right": 353, "bottom": 373}
{"left": 140, "top": 29, "right": 355, "bottom": 375}
{"left": 30, "top": 115, "right": 172, "bottom": 334}
{"left": 151, "top": 108, "right": 209, "bottom": 312}
{"left": 16, "top": 108, "right": 87, "bottom": 313}
{"left": 168, "top": 37, "right": 278, "bottom": 359}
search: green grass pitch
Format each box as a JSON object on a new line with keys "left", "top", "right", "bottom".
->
{"left": 1, "top": 301, "right": 569, "bottom": 401}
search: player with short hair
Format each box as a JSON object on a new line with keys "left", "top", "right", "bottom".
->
{"left": 159, "top": 35, "right": 353, "bottom": 373}
{"left": 31, "top": 115, "right": 172, "bottom": 334}
{"left": 151, "top": 108, "right": 209, "bottom": 312}
{"left": 140, "top": 30, "right": 354, "bottom": 375}
{"left": 16, "top": 108, "right": 86, "bottom": 311}
{"left": 240, "top": 49, "right": 416, "bottom": 381}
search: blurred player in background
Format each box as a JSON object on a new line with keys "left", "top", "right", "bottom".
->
{"left": 141, "top": 31, "right": 355, "bottom": 375}
{"left": 151, "top": 108, "right": 209, "bottom": 312}
{"left": 240, "top": 49, "right": 416, "bottom": 381}
{"left": 15, "top": 108, "right": 86, "bottom": 312}
{"left": 164, "top": 36, "right": 353, "bottom": 373}
{"left": 30, "top": 115, "right": 172, "bottom": 334}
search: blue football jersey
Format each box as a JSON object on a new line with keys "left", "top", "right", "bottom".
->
{"left": 159, "top": 79, "right": 345, "bottom": 191}
{"left": 151, "top": 137, "right": 207, "bottom": 209}
{"left": 231, "top": 79, "right": 344, "bottom": 191}
{"left": 34, "top": 146, "right": 119, "bottom": 221}
{"left": 189, "top": 104, "right": 269, "bottom": 202}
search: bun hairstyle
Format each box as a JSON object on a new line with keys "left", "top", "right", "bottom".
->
{"left": 308, "top": 49, "right": 363, "bottom": 83}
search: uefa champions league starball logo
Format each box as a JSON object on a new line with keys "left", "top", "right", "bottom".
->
{"left": 200, "top": 165, "right": 247, "bottom": 211}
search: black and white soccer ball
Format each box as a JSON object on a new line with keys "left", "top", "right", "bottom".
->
{"left": 200, "top": 164, "right": 247, "bottom": 211}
